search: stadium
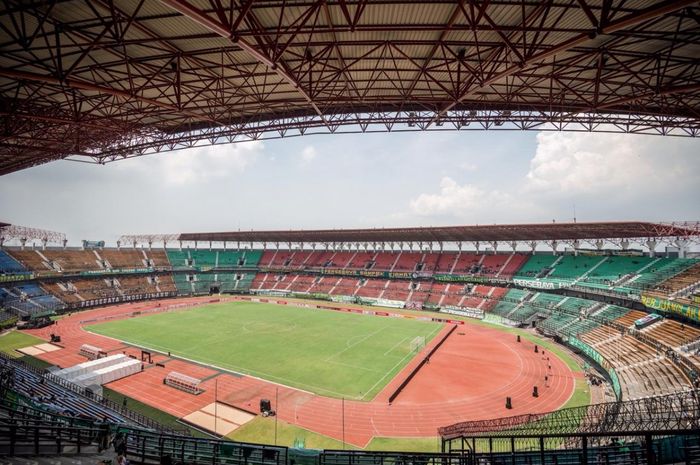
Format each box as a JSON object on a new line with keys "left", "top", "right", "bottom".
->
{"left": 1, "top": 1, "right": 700, "bottom": 465}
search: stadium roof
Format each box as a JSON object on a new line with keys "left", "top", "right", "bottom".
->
{"left": 1, "top": 1, "right": 699, "bottom": 175}
{"left": 176, "top": 221, "right": 700, "bottom": 244}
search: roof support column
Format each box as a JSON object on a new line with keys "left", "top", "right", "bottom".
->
{"left": 674, "top": 239, "right": 689, "bottom": 258}
{"left": 646, "top": 239, "right": 657, "bottom": 257}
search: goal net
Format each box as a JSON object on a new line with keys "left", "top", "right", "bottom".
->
{"left": 409, "top": 336, "right": 425, "bottom": 353}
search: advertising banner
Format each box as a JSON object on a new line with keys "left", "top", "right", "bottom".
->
{"left": 641, "top": 294, "right": 700, "bottom": 322}
{"left": 512, "top": 278, "right": 562, "bottom": 290}
{"left": 441, "top": 306, "right": 484, "bottom": 319}
{"left": 0, "top": 273, "right": 34, "bottom": 283}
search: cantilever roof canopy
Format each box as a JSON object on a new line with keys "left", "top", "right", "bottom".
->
{"left": 178, "top": 222, "right": 699, "bottom": 244}
{"left": 1, "top": 1, "right": 699, "bottom": 175}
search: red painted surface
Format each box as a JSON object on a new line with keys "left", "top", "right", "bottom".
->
{"left": 23, "top": 298, "right": 579, "bottom": 447}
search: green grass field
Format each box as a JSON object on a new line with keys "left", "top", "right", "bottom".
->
{"left": 86, "top": 301, "right": 442, "bottom": 400}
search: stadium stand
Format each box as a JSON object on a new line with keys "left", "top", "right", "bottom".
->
{"left": 99, "top": 249, "right": 148, "bottom": 269}
{"left": 650, "top": 262, "right": 700, "bottom": 303}
{"left": 619, "top": 258, "right": 697, "bottom": 293}
{"left": 392, "top": 252, "right": 423, "bottom": 271}
{"left": 39, "top": 250, "right": 104, "bottom": 272}
{"left": 345, "top": 251, "right": 373, "bottom": 269}
{"left": 147, "top": 249, "right": 171, "bottom": 267}
{"left": 166, "top": 249, "right": 190, "bottom": 268}
{"left": 451, "top": 253, "right": 485, "bottom": 274}
{"left": 0, "top": 250, "right": 26, "bottom": 274}
{"left": 7, "top": 249, "right": 53, "bottom": 271}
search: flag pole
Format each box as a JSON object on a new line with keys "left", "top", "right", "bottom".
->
{"left": 274, "top": 387, "right": 279, "bottom": 445}
{"left": 342, "top": 397, "right": 345, "bottom": 450}
{"left": 215, "top": 377, "right": 218, "bottom": 436}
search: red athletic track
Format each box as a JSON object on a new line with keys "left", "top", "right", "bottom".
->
{"left": 22, "top": 297, "right": 581, "bottom": 447}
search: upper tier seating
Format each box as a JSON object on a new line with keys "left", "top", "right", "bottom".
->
{"left": 346, "top": 252, "right": 374, "bottom": 269}
{"left": 41, "top": 250, "right": 103, "bottom": 272}
{"left": 498, "top": 254, "right": 529, "bottom": 277}
{"left": 514, "top": 254, "right": 559, "bottom": 278}
{"left": 547, "top": 255, "right": 606, "bottom": 281}
{"left": 451, "top": 253, "right": 484, "bottom": 274}
{"left": 166, "top": 249, "right": 190, "bottom": 267}
{"left": 216, "top": 250, "right": 247, "bottom": 267}
{"left": 321, "top": 252, "right": 355, "bottom": 268}
{"left": 0, "top": 249, "right": 26, "bottom": 273}
{"left": 100, "top": 249, "right": 147, "bottom": 268}
{"left": 147, "top": 249, "right": 171, "bottom": 267}
{"left": 621, "top": 258, "right": 697, "bottom": 292}
{"left": 303, "top": 250, "right": 335, "bottom": 267}
{"left": 577, "top": 256, "right": 658, "bottom": 289}
{"left": 189, "top": 250, "right": 217, "bottom": 266}
{"left": 392, "top": 252, "right": 423, "bottom": 271}
{"left": 372, "top": 252, "right": 396, "bottom": 270}
{"left": 8, "top": 249, "right": 54, "bottom": 271}
{"left": 650, "top": 262, "right": 700, "bottom": 304}
{"left": 258, "top": 250, "right": 277, "bottom": 267}
{"left": 434, "top": 252, "right": 458, "bottom": 272}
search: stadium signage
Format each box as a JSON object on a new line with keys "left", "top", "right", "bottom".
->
{"left": 441, "top": 306, "right": 484, "bottom": 320}
{"left": 0, "top": 273, "right": 34, "bottom": 283}
{"left": 73, "top": 291, "right": 177, "bottom": 309}
{"left": 568, "top": 336, "right": 622, "bottom": 399}
{"left": 512, "top": 278, "right": 561, "bottom": 290}
{"left": 641, "top": 294, "right": 700, "bottom": 322}
{"left": 80, "top": 267, "right": 156, "bottom": 276}
{"left": 434, "top": 274, "right": 509, "bottom": 285}
{"left": 318, "top": 268, "right": 429, "bottom": 280}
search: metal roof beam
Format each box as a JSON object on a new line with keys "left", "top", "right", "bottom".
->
{"left": 0, "top": 68, "right": 219, "bottom": 125}
{"left": 431, "top": 0, "right": 697, "bottom": 124}
{"left": 159, "top": 0, "right": 329, "bottom": 126}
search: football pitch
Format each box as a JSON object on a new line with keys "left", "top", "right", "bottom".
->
{"left": 86, "top": 301, "right": 443, "bottom": 400}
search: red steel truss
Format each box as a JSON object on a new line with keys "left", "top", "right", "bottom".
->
{"left": 1, "top": 1, "right": 699, "bottom": 174}
{"left": 175, "top": 221, "right": 700, "bottom": 245}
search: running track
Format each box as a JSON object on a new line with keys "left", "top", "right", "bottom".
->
{"left": 22, "top": 297, "right": 581, "bottom": 447}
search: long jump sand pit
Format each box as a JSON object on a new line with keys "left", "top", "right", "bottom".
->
{"left": 182, "top": 402, "right": 255, "bottom": 436}
{"left": 16, "top": 343, "right": 62, "bottom": 356}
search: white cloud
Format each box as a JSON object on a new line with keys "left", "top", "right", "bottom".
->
{"left": 300, "top": 145, "right": 318, "bottom": 164}
{"left": 409, "top": 177, "right": 513, "bottom": 217}
{"left": 130, "top": 141, "right": 264, "bottom": 185}
{"left": 525, "top": 132, "right": 692, "bottom": 194}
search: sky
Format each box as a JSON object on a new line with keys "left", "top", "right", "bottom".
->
{"left": 0, "top": 130, "right": 699, "bottom": 245}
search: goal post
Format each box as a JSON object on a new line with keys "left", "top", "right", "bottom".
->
{"left": 409, "top": 336, "right": 425, "bottom": 353}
